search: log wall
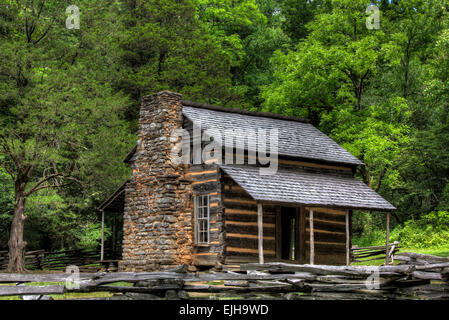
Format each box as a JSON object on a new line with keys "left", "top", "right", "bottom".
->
{"left": 221, "top": 174, "right": 276, "bottom": 265}
{"left": 181, "top": 114, "right": 353, "bottom": 267}
{"left": 219, "top": 176, "right": 349, "bottom": 266}
{"left": 305, "top": 207, "right": 348, "bottom": 265}
{"left": 187, "top": 164, "right": 224, "bottom": 266}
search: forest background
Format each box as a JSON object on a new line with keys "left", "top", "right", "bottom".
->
{"left": 1, "top": 0, "right": 448, "bottom": 260}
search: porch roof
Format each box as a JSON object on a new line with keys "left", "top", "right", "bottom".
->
{"left": 220, "top": 164, "right": 395, "bottom": 212}
{"left": 98, "top": 180, "right": 128, "bottom": 212}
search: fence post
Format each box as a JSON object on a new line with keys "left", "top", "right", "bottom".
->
{"left": 385, "top": 211, "right": 391, "bottom": 265}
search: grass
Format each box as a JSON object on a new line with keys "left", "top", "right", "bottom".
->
{"left": 205, "top": 281, "right": 224, "bottom": 286}
{"left": 403, "top": 247, "right": 449, "bottom": 257}
{"left": 0, "top": 296, "right": 20, "bottom": 300}
{"left": 50, "top": 291, "right": 113, "bottom": 300}
{"left": 218, "top": 296, "right": 244, "bottom": 300}
{"left": 352, "top": 246, "right": 449, "bottom": 266}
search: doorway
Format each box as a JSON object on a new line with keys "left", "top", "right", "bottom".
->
{"left": 280, "top": 207, "right": 298, "bottom": 261}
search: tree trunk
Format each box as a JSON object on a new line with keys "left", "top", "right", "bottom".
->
{"left": 7, "top": 193, "right": 28, "bottom": 273}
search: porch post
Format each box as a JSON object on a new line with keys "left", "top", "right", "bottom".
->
{"left": 112, "top": 214, "right": 117, "bottom": 255}
{"left": 257, "top": 202, "right": 264, "bottom": 264}
{"left": 309, "top": 208, "right": 315, "bottom": 265}
{"left": 346, "top": 210, "right": 350, "bottom": 266}
{"left": 100, "top": 209, "right": 105, "bottom": 261}
{"left": 275, "top": 207, "right": 281, "bottom": 260}
{"left": 385, "top": 211, "right": 390, "bottom": 265}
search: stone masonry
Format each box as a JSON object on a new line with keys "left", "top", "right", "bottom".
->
{"left": 119, "top": 91, "right": 193, "bottom": 271}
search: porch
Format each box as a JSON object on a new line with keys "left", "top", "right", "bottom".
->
{"left": 220, "top": 164, "right": 396, "bottom": 266}
{"left": 254, "top": 204, "right": 393, "bottom": 266}
{"left": 97, "top": 181, "right": 127, "bottom": 268}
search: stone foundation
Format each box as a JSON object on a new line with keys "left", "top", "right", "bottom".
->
{"left": 119, "top": 91, "right": 193, "bottom": 272}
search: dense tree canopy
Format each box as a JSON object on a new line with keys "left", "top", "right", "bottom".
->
{"left": 0, "top": 0, "right": 449, "bottom": 269}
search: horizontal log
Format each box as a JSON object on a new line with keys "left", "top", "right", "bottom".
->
{"left": 223, "top": 198, "right": 257, "bottom": 206}
{"left": 240, "top": 263, "right": 415, "bottom": 277}
{"left": 226, "top": 233, "right": 275, "bottom": 241}
{"left": 0, "top": 273, "right": 97, "bottom": 283}
{"left": 74, "top": 270, "right": 322, "bottom": 287}
{"left": 182, "top": 284, "right": 301, "bottom": 293}
{"left": 76, "top": 284, "right": 182, "bottom": 294}
{"left": 76, "top": 280, "right": 308, "bottom": 294}
{"left": 412, "top": 271, "right": 443, "bottom": 281}
{"left": 352, "top": 242, "right": 400, "bottom": 251}
{"left": 309, "top": 292, "right": 393, "bottom": 300}
{"left": 0, "top": 285, "right": 64, "bottom": 297}
{"left": 308, "top": 283, "right": 397, "bottom": 293}
{"left": 415, "top": 263, "right": 449, "bottom": 271}
{"left": 395, "top": 252, "right": 449, "bottom": 264}
{"left": 226, "top": 247, "right": 275, "bottom": 255}
{"left": 1, "top": 266, "right": 447, "bottom": 299}
{"left": 224, "top": 280, "right": 249, "bottom": 287}
{"left": 225, "top": 209, "right": 257, "bottom": 215}
{"left": 305, "top": 231, "right": 346, "bottom": 244}
{"left": 226, "top": 238, "right": 275, "bottom": 251}
{"left": 306, "top": 217, "right": 345, "bottom": 226}
{"left": 305, "top": 220, "right": 346, "bottom": 233}
{"left": 245, "top": 156, "right": 352, "bottom": 172}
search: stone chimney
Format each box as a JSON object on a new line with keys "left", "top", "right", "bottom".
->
{"left": 120, "top": 91, "right": 193, "bottom": 272}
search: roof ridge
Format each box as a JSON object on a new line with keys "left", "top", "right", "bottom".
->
{"left": 181, "top": 100, "right": 311, "bottom": 124}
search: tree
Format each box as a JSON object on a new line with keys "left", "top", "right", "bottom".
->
{"left": 393, "top": 27, "right": 449, "bottom": 221}
{"left": 261, "top": 0, "right": 386, "bottom": 124}
{"left": 380, "top": 0, "right": 446, "bottom": 100}
{"left": 278, "top": 0, "right": 325, "bottom": 42}
{"left": 118, "top": 0, "right": 235, "bottom": 122}
{"left": 327, "top": 97, "right": 412, "bottom": 224}
{"left": 196, "top": 0, "right": 291, "bottom": 107}
{"left": 0, "top": 0, "right": 132, "bottom": 272}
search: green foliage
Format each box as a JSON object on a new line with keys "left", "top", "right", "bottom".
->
{"left": 263, "top": 0, "right": 449, "bottom": 229}
{"left": 353, "top": 211, "right": 449, "bottom": 249}
{"left": 0, "top": 0, "right": 134, "bottom": 257}
{"left": 0, "top": 0, "right": 448, "bottom": 254}
{"left": 277, "top": 0, "right": 325, "bottom": 42}
{"left": 392, "top": 211, "right": 449, "bottom": 248}
{"left": 0, "top": 165, "right": 14, "bottom": 249}
{"left": 71, "top": 223, "right": 111, "bottom": 249}
{"left": 261, "top": 0, "right": 388, "bottom": 124}
{"left": 352, "top": 229, "right": 386, "bottom": 248}
{"left": 118, "top": 0, "right": 235, "bottom": 120}
{"left": 22, "top": 189, "right": 111, "bottom": 250}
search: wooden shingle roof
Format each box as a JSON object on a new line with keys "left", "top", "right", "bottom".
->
{"left": 182, "top": 105, "right": 363, "bottom": 166}
{"left": 220, "top": 164, "right": 395, "bottom": 211}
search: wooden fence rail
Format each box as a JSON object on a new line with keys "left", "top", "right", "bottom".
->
{"left": 0, "top": 253, "right": 447, "bottom": 300}
{"left": 0, "top": 248, "right": 114, "bottom": 272}
{"left": 351, "top": 241, "right": 400, "bottom": 263}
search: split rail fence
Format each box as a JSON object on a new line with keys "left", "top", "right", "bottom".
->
{"left": 351, "top": 241, "right": 400, "bottom": 263}
{"left": 0, "top": 241, "right": 399, "bottom": 273}
{"left": 0, "top": 252, "right": 448, "bottom": 300}
{"left": 0, "top": 248, "right": 104, "bottom": 272}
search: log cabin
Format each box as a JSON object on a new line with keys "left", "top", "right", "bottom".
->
{"left": 98, "top": 91, "right": 396, "bottom": 272}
